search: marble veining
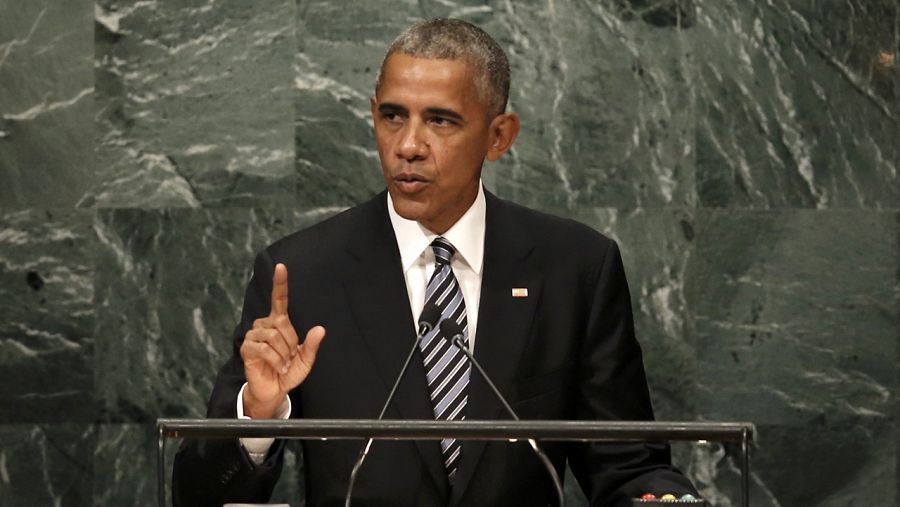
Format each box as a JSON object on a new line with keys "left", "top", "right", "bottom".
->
{"left": 0, "top": 0, "right": 95, "bottom": 210}
{"left": 0, "top": 425, "right": 93, "bottom": 505}
{"left": 0, "top": 209, "right": 95, "bottom": 423}
{"left": 691, "top": 0, "right": 899, "bottom": 208}
{"left": 92, "top": 206, "right": 341, "bottom": 422}
{"left": 86, "top": 0, "right": 297, "bottom": 208}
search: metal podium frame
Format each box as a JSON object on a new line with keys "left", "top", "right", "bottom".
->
{"left": 157, "top": 419, "right": 754, "bottom": 507}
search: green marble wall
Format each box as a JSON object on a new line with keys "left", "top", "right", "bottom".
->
{"left": 0, "top": 0, "right": 896, "bottom": 505}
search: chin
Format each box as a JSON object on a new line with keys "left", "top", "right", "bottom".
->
{"left": 391, "top": 198, "right": 428, "bottom": 223}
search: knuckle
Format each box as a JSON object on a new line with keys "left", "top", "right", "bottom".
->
{"left": 268, "top": 340, "right": 285, "bottom": 355}
{"left": 240, "top": 340, "right": 259, "bottom": 358}
{"left": 257, "top": 329, "right": 277, "bottom": 343}
{"left": 249, "top": 329, "right": 271, "bottom": 345}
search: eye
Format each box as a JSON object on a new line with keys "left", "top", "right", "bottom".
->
{"left": 378, "top": 109, "right": 406, "bottom": 124}
{"left": 429, "top": 116, "right": 455, "bottom": 127}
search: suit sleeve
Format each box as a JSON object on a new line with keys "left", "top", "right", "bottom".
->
{"left": 171, "top": 249, "right": 289, "bottom": 507}
{"left": 567, "top": 240, "right": 697, "bottom": 506}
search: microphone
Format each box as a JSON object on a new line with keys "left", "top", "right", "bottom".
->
{"left": 344, "top": 305, "right": 442, "bottom": 507}
{"left": 439, "top": 319, "right": 566, "bottom": 507}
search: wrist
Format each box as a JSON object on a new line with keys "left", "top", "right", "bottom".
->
{"left": 243, "top": 389, "right": 282, "bottom": 419}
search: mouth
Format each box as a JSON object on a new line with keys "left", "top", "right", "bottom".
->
{"left": 392, "top": 172, "right": 430, "bottom": 194}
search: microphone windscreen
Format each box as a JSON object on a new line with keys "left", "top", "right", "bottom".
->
{"left": 419, "top": 304, "right": 441, "bottom": 331}
{"left": 439, "top": 318, "right": 463, "bottom": 341}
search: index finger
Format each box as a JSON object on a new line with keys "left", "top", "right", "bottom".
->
{"left": 270, "top": 262, "right": 289, "bottom": 316}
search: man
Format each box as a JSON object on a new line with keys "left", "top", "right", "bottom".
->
{"left": 173, "top": 18, "right": 697, "bottom": 506}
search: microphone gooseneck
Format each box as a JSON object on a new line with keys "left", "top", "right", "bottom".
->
{"left": 344, "top": 305, "right": 442, "bottom": 507}
{"left": 438, "top": 319, "right": 566, "bottom": 507}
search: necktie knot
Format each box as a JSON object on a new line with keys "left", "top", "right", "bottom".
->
{"left": 431, "top": 237, "right": 456, "bottom": 266}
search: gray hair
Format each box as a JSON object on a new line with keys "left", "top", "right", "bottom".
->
{"left": 376, "top": 18, "right": 510, "bottom": 117}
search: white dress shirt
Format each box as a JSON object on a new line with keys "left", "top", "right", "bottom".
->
{"left": 238, "top": 184, "right": 487, "bottom": 464}
{"left": 388, "top": 183, "right": 485, "bottom": 350}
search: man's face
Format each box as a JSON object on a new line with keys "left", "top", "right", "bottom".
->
{"left": 371, "top": 53, "right": 494, "bottom": 234}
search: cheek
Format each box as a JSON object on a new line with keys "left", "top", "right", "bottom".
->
{"left": 432, "top": 145, "right": 451, "bottom": 167}
{"left": 375, "top": 133, "right": 396, "bottom": 165}
{"left": 433, "top": 137, "right": 468, "bottom": 165}
{"left": 374, "top": 130, "right": 390, "bottom": 151}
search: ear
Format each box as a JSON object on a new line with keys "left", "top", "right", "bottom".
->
{"left": 486, "top": 112, "right": 521, "bottom": 162}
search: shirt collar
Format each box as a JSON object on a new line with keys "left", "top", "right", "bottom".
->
{"left": 387, "top": 183, "right": 486, "bottom": 275}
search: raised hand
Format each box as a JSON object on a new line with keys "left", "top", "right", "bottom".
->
{"left": 240, "top": 263, "right": 326, "bottom": 418}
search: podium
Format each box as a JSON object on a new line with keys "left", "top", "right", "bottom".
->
{"left": 157, "top": 419, "right": 754, "bottom": 507}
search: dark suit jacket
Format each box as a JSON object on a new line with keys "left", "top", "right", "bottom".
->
{"left": 172, "top": 190, "right": 696, "bottom": 506}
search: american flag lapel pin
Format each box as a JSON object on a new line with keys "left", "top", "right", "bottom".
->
{"left": 511, "top": 287, "right": 528, "bottom": 298}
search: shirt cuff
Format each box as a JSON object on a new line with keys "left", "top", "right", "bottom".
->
{"left": 237, "top": 383, "right": 291, "bottom": 464}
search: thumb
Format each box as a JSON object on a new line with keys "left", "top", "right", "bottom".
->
{"left": 300, "top": 325, "right": 326, "bottom": 360}
{"left": 282, "top": 326, "right": 326, "bottom": 389}
{"left": 291, "top": 325, "right": 326, "bottom": 378}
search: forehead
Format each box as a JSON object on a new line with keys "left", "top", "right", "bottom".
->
{"left": 377, "top": 53, "right": 483, "bottom": 110}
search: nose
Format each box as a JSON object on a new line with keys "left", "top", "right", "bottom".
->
{"left": 396, "top": 120, "right": 429, "bottom": 162}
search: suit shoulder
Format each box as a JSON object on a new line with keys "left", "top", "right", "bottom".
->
{"left": 498, "top": 197, "right": 616, "bottom": 253}
{"left": 265, "top": 195, "right": 382, "bottom": 260}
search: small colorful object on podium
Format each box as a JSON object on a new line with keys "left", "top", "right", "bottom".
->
{"left": 632, "top": 492, "right": 708, "bottom": 505}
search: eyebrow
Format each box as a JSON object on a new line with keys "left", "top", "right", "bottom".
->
{"left": 377, "top": 103, "right": 407, "bottom": 115}
{"left": 377, "top": 103, "right": 465, "bottom": 122}
{"left": 424, "top": 107, "right": 464, "bottom": 122}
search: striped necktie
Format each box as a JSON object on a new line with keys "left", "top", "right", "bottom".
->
{"left": 418, "top": 236, "right": 470, "bottom": 481}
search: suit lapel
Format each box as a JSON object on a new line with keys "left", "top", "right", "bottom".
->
{"left": 450, "top": 193, "right": 541, "bottom": 505}
{"left": 342, "top": 193, "right": 450, "bottom": 499}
